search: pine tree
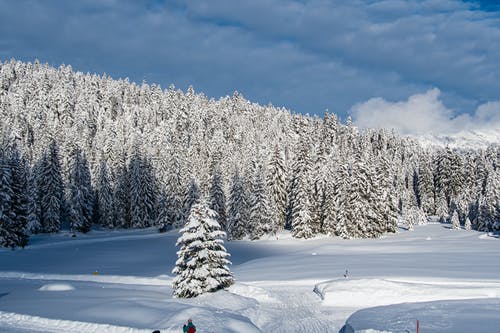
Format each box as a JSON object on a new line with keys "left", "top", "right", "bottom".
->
{"left": 172, "top": 201, "right": 234, "bottom": 298}
{"left": 227, "top": 170, "right": 248, "bottom": 240}
{"left": 39, "top": 140, "right": 64, "bottom": 233}
{"left": 464, "top": 217, "right": 472, "bottom": 231}
{"left": 182, "top": 177, "right": 200, "bottom": 226}
{"left": 321, "top": 157, "right": 338, "bottom": 236}
{"left": 249, "top": 164, "right": 273, "bottom": 239}
{"left": 25, "top": 163, "right": 42, "bottom": 234}
{"left": 163, "top": 154, "right": 184, "bottom": 229}
{"left": 290, "top": 140, "right": 314, "bottom": 239}
{"left": 7, "top": 146, "right": 30, "bottom": 246}
{"left": 209, "top": 167, "right": 227, "bottom": 230}
{"left": 434, "top": 147, "right": 453, "bottom": 214}
{"left": 310, "top": 144, "right": 328, "bottom": 234}
{"left": 96, "top": 160, "right": 114, "bottom": 228}
{"left": 333, "top": 163, "right": 350, "bottom": 238}
{"left": 113, "top": 151, "right": 130, "bottom": 228}
{"left": 417, "top": 158, "right": 435, "bottom": 215}
{"left": 67, "top": 147, "right": 94, "bottom": 233}
{"left": 267, "top": 146, "right": 287, "bottom": 230}
{"left": 376, "top": 153, "right": 399, "bottom": 234}
{"left": 0, "top": 150, "right": 16, "bottom": 248}
{"left": 476, "top": 168, "right": 499, "bottom": 231}
{"left": 435, "top": 190, "right": 449, "bottom": 223}
{"left": 129, "top": 153, "right": 157, "bottom": 228}
{"left": 451, "top": 210, "right": 460, "bottom": 230}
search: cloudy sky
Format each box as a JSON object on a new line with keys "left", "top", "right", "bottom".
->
{"left": 1, "top": 0, "right": 499, "bottom": 134}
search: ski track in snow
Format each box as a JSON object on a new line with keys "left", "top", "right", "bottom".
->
{"left": 256, "top": 285, "right": 337, "bottom": 333}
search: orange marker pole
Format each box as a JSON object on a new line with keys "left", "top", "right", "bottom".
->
{"left": 416, "top": 319, "right": 420, "bottom": 333}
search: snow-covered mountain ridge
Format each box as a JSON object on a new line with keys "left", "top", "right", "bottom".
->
{"left": 411, "top": 129, "right": 500, "bottom": 150}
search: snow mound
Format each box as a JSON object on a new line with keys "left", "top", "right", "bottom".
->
{"left": 38, "top": 283, "right": 75, "bottom": 291}
{"left": 479, "top": 233, "right": 500, "bottom": 240}
{"left": 228, "top": 283, "right": 279, "bottom": 303}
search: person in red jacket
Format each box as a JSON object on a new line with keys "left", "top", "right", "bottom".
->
{"left": 184, "top": 319, "right": 196, "bottom": 333}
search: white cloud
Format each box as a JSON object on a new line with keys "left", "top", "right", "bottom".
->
{"left": 350, "top": 88, "right": 500, "bottom": 135}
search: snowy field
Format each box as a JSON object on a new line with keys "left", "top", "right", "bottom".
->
{"left": 0, "top": 223, "right": 499, "bottom": 333}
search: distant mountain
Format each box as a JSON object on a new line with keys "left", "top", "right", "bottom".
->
{"left": 412, "top": 129, "right": 500, "bottom": 150}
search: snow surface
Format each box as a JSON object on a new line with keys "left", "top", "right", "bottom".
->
{"left": 0, "top": 223, "right": 499, "bottom": 332}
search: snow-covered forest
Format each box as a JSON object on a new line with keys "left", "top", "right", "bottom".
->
{"left": 0, "top": 59, "right": 499, "bottom": 248}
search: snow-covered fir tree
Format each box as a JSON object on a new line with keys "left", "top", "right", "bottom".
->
{"left": 25, "top": 162, "right": 42, "bottom": 234}
{"left": 289, "top": 139, "right": 314, "bottom": 239}
{"left": 182, "top": 177, "right": 200, "bottom": 226}
{"left": 267, "top": 146, "right": 287, "bottom": 231}
{"left": 249, "top": 163, "right": 273, "bottom": 239}
{"left": 172, "top": 200, "right": 234, "bottom": 298}
{"left": 96, "top": 160, "right": 114, "bottom": 228}
{"left": 209, "top": 167, "right": 227, "bottom": 231}
{"left": 67, "top": 147, "right": 94, "bottom": 233}
{"left": 128, "top": 153, "right": 157, "bottom": 228}
{"left": 227, "top": 170, "right": 248, "bottom": 240}
{"left": 0, "top": 149, "right": 16, "bottom": 248}
{"left": 464, "top": 217, "right": 472, "bottom": 231}
{"left": 6, "top": 145, "right": 30, "bottom": 246}
{"left": 161, "top": 153, "right": 184, "bottom": 229}
{"left": 451, "top": 210, "right": 460, "bottom": 230}
{"left": 113, "top": 151, "right": 130, "bottom": 228}
{"left": 39, "top": 140, "right": 65, "bottom": 233}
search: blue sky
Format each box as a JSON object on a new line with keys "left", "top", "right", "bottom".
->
{"left": 1, "top": 0, "right": 499, "bottom": 134}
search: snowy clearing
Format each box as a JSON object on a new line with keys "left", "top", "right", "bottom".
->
{"left": 1, "top": 223, "right": 499, "bottom": 332}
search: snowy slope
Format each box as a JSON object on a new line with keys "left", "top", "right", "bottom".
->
{"left": 412, "top": 129, "right": 500, "bottom": 149}
{"left": 341, "top": 298, "right": 500, "bottom": 333}
{"left": 0, "top": 224, "right": 499, "bottom": 332}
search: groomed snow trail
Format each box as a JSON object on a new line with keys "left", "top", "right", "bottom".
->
{"left": 242, "top": 283, "right": 338, "bottom": 333}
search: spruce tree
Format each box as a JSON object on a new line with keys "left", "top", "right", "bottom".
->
{"left": 333, "top": 163, "right": 350, "bottom": 238}
{"left": 129, "top": 154, "right": 157, "bottom": 228}
{"left": 26, "top": 163, "right": 42, "bottom": 234}
{"left": 417, "top": 159, "right": 435, "bottom": 215}
{"left": 113, "top": 151, "right": 130, "bottom": 228}
{"left": 39, "top": 140, "right": 64, "bottom": 233}
{"left": 267, "top": 146, "right": 287, "bottom": 230}
{"left": 96, "top": 160, "right": 114, "bottom": 228}
{"left": 182, "top": 177, "right": 200, "bottom": 226}
{"left": 451, "top": 210, "right": 460, "bottom": 229}
{"left": 464, "top": 217, "right": 472, "bottom": 231}
{"left": 0, "top": 150, "right": 16, "bottom": 248}
{"left": 227, "top": 170, "right": 248, "bottom": 240}
{"left": 209, "top": 167, "right": 227, "bottom": 231}
{"left": 321, "top": 157, "right": 337, "bottom": 236}
{"left": 249, "top": 164, "right": 273, "bottom": 239}
{"left": 67, "top": 147, "right": 94, "bottom": 233}
{"left": 172, "top": 201, "right": 234, "bottom": 298}
{"left": 310, "top": 145, "right": 328, "bottom": 234}
{"left": 290, "top": 140, "right": 314, "bottom": 239}
{"left": 164, "top": 154, "right": 184, "bottom": 229}
{"left": 6, "top": 146, "right": 30, "bottom": 246}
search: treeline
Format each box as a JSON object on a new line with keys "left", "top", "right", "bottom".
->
{"left": 0, "top": 59, "right": 498, "bottom": 248}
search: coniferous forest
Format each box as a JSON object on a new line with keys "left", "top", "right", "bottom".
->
{"left": 0, "top": 59, "right": 499, "bottom": 248}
